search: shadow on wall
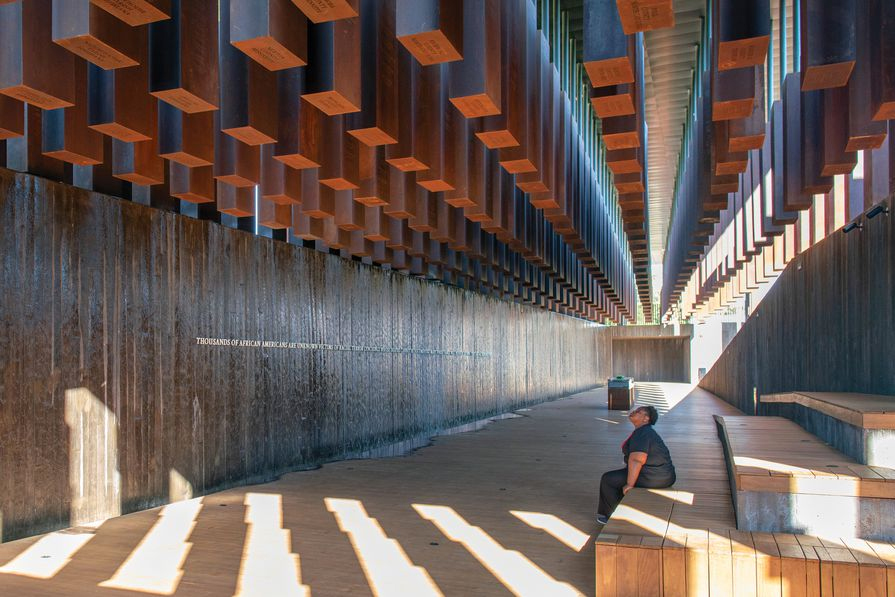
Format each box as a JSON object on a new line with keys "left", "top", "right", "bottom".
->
{"left": 0, "top": 386, "right": 199, "bottom": 585}
{"left": 66, "top": 388, "right": 190, "bottom": 526}
{"left": 0, "top": 386, "right": 197, "bottom": 546}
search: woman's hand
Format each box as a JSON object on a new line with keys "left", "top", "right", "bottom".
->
{"left": 622, "top": 484, "right": 633, "bottom": 495}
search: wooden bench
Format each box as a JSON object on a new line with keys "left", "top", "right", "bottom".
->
{"left": 595, "top": 487, "right": 895, "bottom": 596}
{"left": 716, "top": 415, "right": 895, "bottom": 542}
{"left": 596, "top": 388, "right": 895, "bottom": 595}
{"left": 761, "top": 392, "right": 895, "bottom": 467}
{"left": 595, "top": 411, "right": 895, "bottom": 595}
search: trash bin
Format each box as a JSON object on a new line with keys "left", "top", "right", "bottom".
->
{"left": 608, "top": 376, "right": 633, "bottom": 410}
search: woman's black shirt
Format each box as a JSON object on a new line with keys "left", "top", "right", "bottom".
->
{"left": 622, "top": 424, "right": 676, "bottom": 485}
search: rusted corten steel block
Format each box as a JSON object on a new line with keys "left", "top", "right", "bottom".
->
{"left": 1, "top": 0, "right": 650, "bottom": 323}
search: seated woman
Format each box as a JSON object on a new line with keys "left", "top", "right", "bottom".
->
{"left": 596, "top": 405, "right": 675, "bottom": 524}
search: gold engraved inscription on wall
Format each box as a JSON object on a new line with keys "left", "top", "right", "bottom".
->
{"left": 195, "top": 337, "right": 491, "bottom": 358}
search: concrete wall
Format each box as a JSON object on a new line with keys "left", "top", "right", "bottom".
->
{"left": 610, "top": 337, "right": 691, "bottom": 383}
{"left": 600, "top": 324, "right": 694, "bottom": 383}
{"left": 736, "top": 491, "right": 895, "bottom": 543}
{"left": 761, "top": 402, "right": 895, "bottom": 468}
{"left": 700, "top": 195, "right": 895, "bottom": 413}
{"left": 0, "top": 170, "right": 605, "bottom": 542}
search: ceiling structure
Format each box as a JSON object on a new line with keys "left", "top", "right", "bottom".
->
{"left": 0, "top": 0, "right": 645, "bottom": 325}
{"left": 641, "top": 1, "right": 705, "bottom": 297}
{"left": 2, "top": 0, "right": 825, "bottom": 325}
{"left": 561, "top": 0, "right": 706, "bottom": 300}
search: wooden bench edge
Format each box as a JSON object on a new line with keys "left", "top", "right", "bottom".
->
{"left": 759, "top": 392, "right": 895, "bottom": 430}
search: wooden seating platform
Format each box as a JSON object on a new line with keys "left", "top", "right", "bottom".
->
{"left": 717, "top": 415, "right": 895, "bottom": 542}
{"left": 760, "top": 392, "right": 895, "bottom": 468}
{"left": 761, "top": 392, "right": 895, "bottom": 430}
{"left": 718, "top": 416, "right": 895, "bottom": 496}
{"left": 596, "top": 487, "right": 895, "bottom": 596}
{"left": 596, "top": 396, "right": 895, "bottom": 595}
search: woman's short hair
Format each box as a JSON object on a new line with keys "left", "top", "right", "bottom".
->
{"left": 642, "top": 405, "right": 659, "bottom": 425}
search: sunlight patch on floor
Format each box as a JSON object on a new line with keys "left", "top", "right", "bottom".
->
{"left": 414, "top": 504, "right": 583, "bottom": 597}
{"left": 510, "top": 511, "right": 589, "bottom": 552}
{"left": 234, "top": 493, "right": 310, "bottom": 597}
{"left": 99, "top": 498, "right": 203, "bottom": 595}
{"left": 326, "top": 498, "right": 442, "bottom": 597}
{"left": 594, "top": 417, "right": 620, "bottom": 425}
{"left": 0, "top": 523, "right": 100, "bottom": 580}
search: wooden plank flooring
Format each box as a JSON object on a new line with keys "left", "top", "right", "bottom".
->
{"left": 0, "top": 383, "right": 740, "bottom": 596}
{"left": 599, "top": 385, "right": 742, "bottom": 541}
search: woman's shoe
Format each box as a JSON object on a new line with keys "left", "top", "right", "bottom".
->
{"left": 596, "top": 514, "right": 609, "bottom": 525}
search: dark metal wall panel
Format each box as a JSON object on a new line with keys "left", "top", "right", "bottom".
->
{"left": 0, "top": 168, "right": 605, "bottom": 542}
{"left": 700, "top": 194, "right": 895, "bottom": 413}
{"left": 611, "top": 337, "right": 691, "bottom": 383}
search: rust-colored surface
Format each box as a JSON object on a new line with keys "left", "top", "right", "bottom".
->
{"left": 231, "top": 0, "right": 308, "bottom": 71}
{"left": 615, "top": 0, "right": 675, "bottom": 34}
{"left": 291, "top": 0, "right": 358, "bottom": 23}
{"left": 42, "top": 61, "right": 103, "bottom": 166}
{"left": 148, "top": 0, "right": 219, "bottom": 113}
{"left": 603, "top": 131, "right": 640, "bottom": 151}
{"left": 0, "top": 0, "right": 76, "bottom": 110}
{"left": 591, "top": 87, "right": 636, "bottom": 118}
{"left": 88, "top": 26, "right": 154, "bottom": 143}
{"left": 169, "top": 162, "right": 214, "bottom": 203}
{"left": 301, "top": 16, "right": 361, "bottom": 115}
{"left": 717, "top": 36, "right": 769, "bottom": 71}
{"left": 1, "top": 0, "right": 650, "bottom": 328}
{"left": 0, "top": 95, "right": 24, "bottom": 140}
{"left": 700, "top": 185, "right": 895, "bottom": 412}
{"left": 90, "top": 0, "right": 171, "bottom": 26}
{"left": 157, "top": 107, "right": 215, "bottom": 168}
{"left": 346, "top": 0, "right": 400, "bottom": 146}
{"left": 260, "top": 144, "right": 301, "bottom": 204}
{"left": 451, "top": 93, "right": 501, "bottom": 119}
{"left": 584, "top": 57, "right": 634, "bottom": 88}
{"left": 52, "top": 0, "right": 141, "bottom": 69}
{"left": 607, "top": 148, "right": 642, "bottom": 174}
{"left": 801, "top": 62, "right": 855, "bottom": 92}
{"left": 398, "top": 30, "right": 462, "bottom": 65}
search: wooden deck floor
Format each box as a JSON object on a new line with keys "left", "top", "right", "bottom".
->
{"left": 0, "top": 384, "right": 741, "bottom": 596}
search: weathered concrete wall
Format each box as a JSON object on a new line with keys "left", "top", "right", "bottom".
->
{"left": 715, "top": 414, "right": 895, "bottom": 542}
{"left": 610, "top": 336, "right": 691, "bottom": 383}
{"left": 736, "top": 491, "right": 895, "bottom": 543}
{"left": 700, "top": 196, "right": 895, "bottom": 412}
{"left": 0, "top": 170, "right": 605, "bottom": 542}
{"left": 761, "top": 402, "right": 895, "bottom": 468}
{"left": 596, "top": 324, "right": 694, "bottom": 383}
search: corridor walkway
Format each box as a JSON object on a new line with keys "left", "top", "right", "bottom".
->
{"left": 0, "top": 384, "right": 740, "bottom": 596}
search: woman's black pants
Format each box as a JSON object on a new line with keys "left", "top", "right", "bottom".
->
{"left": 598, "top": 468, "right": 676, "bottom": 516}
